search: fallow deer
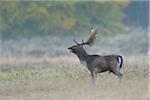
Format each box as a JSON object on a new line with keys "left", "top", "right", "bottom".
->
{"left": 68, "top": 28, "right": 123, "bottom": 84}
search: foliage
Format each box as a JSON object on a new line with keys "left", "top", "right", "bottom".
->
{"left": 0, "top": 1, "right": 128, "bottom": 38}
{"left": 124, "top": 1, "right": 149, "bottom": 29}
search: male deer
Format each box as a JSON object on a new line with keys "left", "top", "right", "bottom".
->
{"left": 68, "top": 28, "right": 123, "bottom": 84}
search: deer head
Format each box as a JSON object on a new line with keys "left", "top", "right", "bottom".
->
{"left": 68, "top": 28, "right": 97, "bottom": 54}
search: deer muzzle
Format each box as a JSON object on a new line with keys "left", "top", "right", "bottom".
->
{"left": 68, "top": 47, "right": 73, "bottom": 52}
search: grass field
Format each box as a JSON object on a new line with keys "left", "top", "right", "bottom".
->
{"left": 0, "top": 55, "right": 149, "bottom": 100}
{"left": 0, "top": 32, "right": 148, "bottom": 100}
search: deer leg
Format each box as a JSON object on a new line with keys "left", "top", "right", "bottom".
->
{"left": 112, "top": 70, "right": 123, "bottom": 84}
{"left": 112, "top": 70, "right": 123, "bottom": 80}
{"left": 91, "top": 71, "right": 97, "bottom": 84}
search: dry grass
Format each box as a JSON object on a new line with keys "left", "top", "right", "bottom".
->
{"left": 0, "top": 55, "right": 149, "bottom": 100}
{"left": 0, "top": 56, "right": 77, "bottom": 67}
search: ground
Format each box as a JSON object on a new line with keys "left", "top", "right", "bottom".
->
{"left": 0, "top": 55, "right": 149, "bottom": 100}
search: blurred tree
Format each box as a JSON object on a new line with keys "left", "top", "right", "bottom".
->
{"left": 124, "top": 1, "right": 149, "bottom": 29}
{"left": 0, "top": 1, "right": 129, "bottom": 38}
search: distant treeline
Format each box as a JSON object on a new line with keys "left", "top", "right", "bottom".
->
{"left": 124, "top": 1, "right": 149, "bottom": 29}
{"left": 0, "top": 1, "right": 149, "bottom": 38}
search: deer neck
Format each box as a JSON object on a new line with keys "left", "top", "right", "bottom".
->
{"left": 76, "top": 49, "right": 88, "bottom": 65}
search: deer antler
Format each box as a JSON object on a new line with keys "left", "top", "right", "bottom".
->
{"left": 73, "top": 28, "right": 97, "bottom": 46}
{"left": 83, "top": 28, "right": 97, "bottom": 46}
{"left": 73, "top": 39, "right": 80, "bottom": 45}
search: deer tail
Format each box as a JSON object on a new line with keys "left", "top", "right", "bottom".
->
{"left": 117, "top": 55, "right": 123, "bottom": 69}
